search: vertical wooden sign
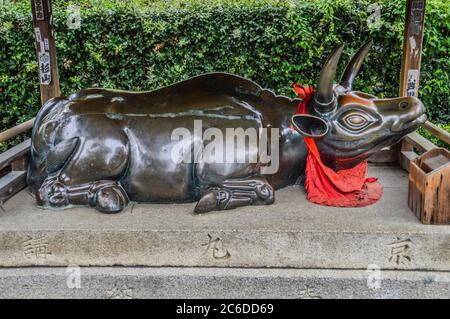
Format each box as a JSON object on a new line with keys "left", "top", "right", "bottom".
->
{"left": 394, "top": 0, "right": 426, "bottom": 161}
{"left": 399, "top": 0, "right": 426, "bottom": 98}
{"left": 31, "top": 0, "right": 61, "bottom": 105}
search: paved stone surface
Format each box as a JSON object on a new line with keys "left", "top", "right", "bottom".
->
{"left": 0, "top": 166, "right": 449, "bottom": 270}
{"left": 0, "top": 267, "right": 448, "bottom": 299}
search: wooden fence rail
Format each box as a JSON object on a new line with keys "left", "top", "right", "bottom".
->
{"left": 0, "top": 139, "right": 31, "bottom": 206}
{"left": 422, "top": 121, "right": 450, "bottom": 145}
{"left": 0, "top": 119, "right": 35, "bottom": 143}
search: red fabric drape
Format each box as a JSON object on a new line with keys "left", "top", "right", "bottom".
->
{"left": 292, "top": 84, "right": 382, "bottom": 207}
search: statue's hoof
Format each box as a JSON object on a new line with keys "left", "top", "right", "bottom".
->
{"left": 194, "top": 189, "right": 231, "bottom": 214}
{"left": 95, "top": 186, "right": 128, "bottom": 214}
{"left": 37, "top": 180, "right": 68, "bottom": 208}
{"left": 256, "top": 183, "right": 274, "bottom": 203}
{"left": 49, "top": 182, "right": 69, "bottom": 206}
{"left": 194, "top": 190, "right": 218, "bottom": 214}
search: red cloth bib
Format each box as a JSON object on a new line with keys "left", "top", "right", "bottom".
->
{"left": 292, "top": 84, "right": 382, "bottom": 207}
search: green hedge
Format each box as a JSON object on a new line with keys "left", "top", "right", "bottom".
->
{"left": 0, "top": 0, "right": 449, "bottom": 150}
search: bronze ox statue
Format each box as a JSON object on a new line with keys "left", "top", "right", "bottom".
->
{"left": 28, "top": 42, "right": 426, "bottom": 214}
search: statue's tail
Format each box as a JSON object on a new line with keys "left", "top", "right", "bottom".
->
{"left": 27, "top": 97, "right": 68, "bottom": 192}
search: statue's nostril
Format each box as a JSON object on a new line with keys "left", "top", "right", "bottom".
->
{"left": 399, "top": 101, "right": 409, "bottom": 110}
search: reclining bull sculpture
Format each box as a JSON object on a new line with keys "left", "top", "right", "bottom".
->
{"left": 28, "top": 42, "right": 426, "bottom": 214}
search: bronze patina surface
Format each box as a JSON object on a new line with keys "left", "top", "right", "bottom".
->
{"left": 28, "top": 42, "right": 426, "bottom": 213}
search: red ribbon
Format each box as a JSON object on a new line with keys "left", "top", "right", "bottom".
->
{"left": 292, "top": 84, "right": 383, "bottom": 207}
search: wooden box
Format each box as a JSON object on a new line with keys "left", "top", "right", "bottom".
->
{"left": 408, "top": 148, "right": 450, "bottom": 224}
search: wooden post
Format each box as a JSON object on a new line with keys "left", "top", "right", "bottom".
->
{"left": 395, "top": 0, "right": 426, "bottom": 160}
{"left": 399, "top": 0, "right": 426, "bottom": 98}
{"left": 31, "top": 0, "right": 61, "bottom": 105}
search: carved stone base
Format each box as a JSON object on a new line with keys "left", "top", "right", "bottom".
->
{"left": 1, "top": 166, "right": 449, "bottom": 272}
{"left": 0, "top": 267, "right": 448, "bottom": 299}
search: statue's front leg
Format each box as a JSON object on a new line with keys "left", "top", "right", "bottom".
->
{"left": 37, "top": 178, "right": 129, "bottom": 213}
{"left": 194, "top": 176, "right": 274, "bottom": 214}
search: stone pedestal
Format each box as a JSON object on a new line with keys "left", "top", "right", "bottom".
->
{"left": 0, "top": 166, "right": 449, "bottom": 298}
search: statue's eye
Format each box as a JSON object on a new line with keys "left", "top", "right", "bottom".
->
{"left": 346, "top": 115, "right": 366, "bottom": 127}
{"left": 339, "top": 112, "right": 373, "bottom": 131}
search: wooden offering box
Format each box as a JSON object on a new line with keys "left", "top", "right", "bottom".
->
{"left": 408, "top": 148, "right": 450, "bottom": 225}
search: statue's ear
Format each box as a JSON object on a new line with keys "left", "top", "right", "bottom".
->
{"left": 291, "top": 114, "right": 329, "bottom": 138}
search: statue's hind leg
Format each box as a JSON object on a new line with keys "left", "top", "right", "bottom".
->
{"left": 36, "top": 123, "right": 130, "bottom": 213}
{"left": 194, "top": 176, "right": 274, "bottom": 214}
{"left": 38, "top": 179, "right": 129, "bottom": 213}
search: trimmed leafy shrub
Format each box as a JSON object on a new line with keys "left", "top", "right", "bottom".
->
{"left": 0, "top": 0, "right": 449, "bottom": 151}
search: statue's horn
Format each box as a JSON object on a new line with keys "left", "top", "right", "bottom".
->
{"left": 314, "top": 44, "right": 344, "bottom": 113}
{"left": 340, "top": 41, "right": 373, "bottom": 91}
